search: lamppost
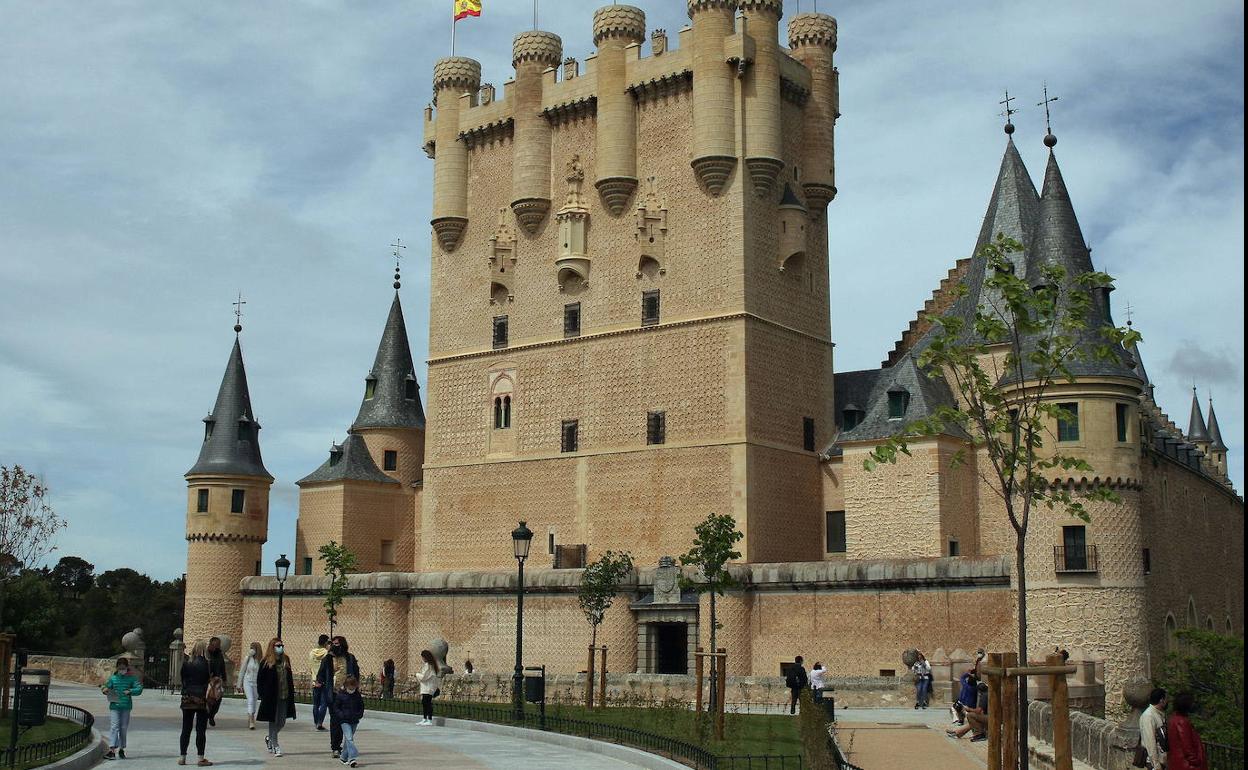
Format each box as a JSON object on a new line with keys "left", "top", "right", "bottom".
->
{"left": 511, "top": 521, "right": 533, "bottom": 721}
{"left": 274, "top": 554, "right": 290, "bottom": 639}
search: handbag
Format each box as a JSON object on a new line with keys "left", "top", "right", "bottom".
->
{"left": 206, "top": 676, "right": 225, "bottom": 707}
{"left": 181, "top": 694, "right": 208, "bottom": 712}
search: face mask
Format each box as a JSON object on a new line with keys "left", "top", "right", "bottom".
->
{"left": 346, "top": 688, "right": 357, "bottom": 694}
{"left": 116, "top": 668, "right": 126, "bottom": 674}
{"left": 275, "top": 646, "right": 285, "bottom": 655}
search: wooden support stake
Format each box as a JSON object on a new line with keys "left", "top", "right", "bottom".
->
{"left": 1048, "top": 653, "right": 1073, "bottom": 770}
{"left": 715, "top": 647, "right": 727, "bottom": 741}
{"left": 598, "top": 646, "right": 608, "bottom": 709}
{"left": 987, "top": 652, "right": 1003, "bottom": 770}
{"left": 585, "top": 645, "right": 596, "bottom": 708}
{"left": 1002, "top": 652, "right": 1019, "bottom": 770}
{"left": 695, "top": 646, "right": 705, "bottom": 713}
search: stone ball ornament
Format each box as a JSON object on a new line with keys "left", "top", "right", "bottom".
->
{"left": 121, "top": 628, "right": 145, "bottom": 651}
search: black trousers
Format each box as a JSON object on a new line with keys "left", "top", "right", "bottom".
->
{"left": 330, "top": 714, "right": 343, "bottom": 751}
{"left": 208, "top": 695, "right": 222, "bottom": 722}
{"left": 789, "top": 687, "right": 803, "bottom": 714}
{"left": 421, "top": 695, "right": 433, "bottom": 720}
{"left": 180, "top": 709, "right": 208, "bottom": 757}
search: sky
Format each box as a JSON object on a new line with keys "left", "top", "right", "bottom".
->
{"left": 1, "top": 1, "right": 1242, "bottom": 581}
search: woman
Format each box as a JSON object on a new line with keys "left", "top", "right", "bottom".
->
{"left": 382, "top": 658, "right": 396, "bottom": 699}
{"left": 912, "top": 651, "right": 932, "bottom": 709}
{"left": 178, "top": 640, "right": 213, "bottom": 767}
{"left": 1167, "top": 691, "right": 1208, "bottom": 770}
{"left": 257, "top": 638, "right": 297, "bottom": 757}
{"left": 236, "top": 641, "right": 262, "bottom": 730}
{"left": 810, "top": 662, "right": 827, "bottom": 704}
{"left": 417, "top": 649, "right": 441, "bottom": 727}
{"left": 101, "top": 657, "right": 143, "bottom": 760}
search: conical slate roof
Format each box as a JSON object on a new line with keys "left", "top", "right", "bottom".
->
{"left": 352, "top": 293, "right": 426, "bottom": 431}
{"left": 1187, "top": 389, "right": 1211, "bottom": 443}
{"left": 297, "top": 433, "right": 399, "bottom": 486}
{"left": 186, "top": 337, "right": 272, "bottom": 479}
{"left": 1207, "top": 399, "right": 1227, "bottom": 452}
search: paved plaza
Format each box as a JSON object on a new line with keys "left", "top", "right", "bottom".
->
{"left": 48, "top": 683, "right": 652, "bottom": 769}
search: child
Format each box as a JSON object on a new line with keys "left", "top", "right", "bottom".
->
{"left": 332, "top": 676, "right": 365, "bottom": 767}
{"left": 101, "top": 657, "right": 143, "bottom": 760}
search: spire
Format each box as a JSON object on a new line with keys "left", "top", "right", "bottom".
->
{"left": 352, "top": 293, "right": 426, "bottom": 431}
{"left": 187, "top": 336, "right": 272, "bottom": 478}
{"left": 1207, "top": 398, "right": 1227, "bottom": 452}
{"left": 975, "top": 136, "right": 1040, "bottom": 262}
{"left": 1028, "top": 149, "right": 1095, "bottom": 287}
{"left": 1187, "top": 388, "right": 1211, "bottom": 443}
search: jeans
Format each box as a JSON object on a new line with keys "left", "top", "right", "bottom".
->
{"left": 916, "top": 677, "right": 931, "bottom": 706}
{"left": 243, "top": 681, "right": 259, "bottom": 718}
{"left": 109, "top": 709, "right": 131, "bottom": 749}
{"left": 179, "top": 709, "right": 207, "bottom": 757}
{"left": 313, "top": 686, "right": 329, "bottom": 727}
{"left": 340, "top": 722, "right": 359, "bottom": 761}
{"left": 267, "top": 702, "right": 287, "bottom": 748}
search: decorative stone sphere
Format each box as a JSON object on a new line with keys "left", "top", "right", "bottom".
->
{"left": 901, "top": 648, "right": 919, "bottom": 668}
{"left": 216, "top": 634, "right": 232, "bottom": 654}
{"left": 121, "top": 628, "right": 144, "bottom": 651}
{"left": 1121, "top": 676, "right": 1152, "bottom": 712}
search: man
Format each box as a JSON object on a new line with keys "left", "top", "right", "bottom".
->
{"left": 785, "top": 656, "right": 809, "bottom": 715}
{"left": 316, "top": 635, "right": 360, "bottom": 758}
{"left": 946, "top": 681, "right": 990, "bottom": 742}
{"left": 950, "top": 667, "right": 978, "bottom": 725}
{"left": 1140, "top": 687, "right": 1168, "bottom": 769}
{"left": 309, "top": 634, "right": 331, "bottom": 731}
{"left": 206, "top": 637, "right": 226, "bottom": 727}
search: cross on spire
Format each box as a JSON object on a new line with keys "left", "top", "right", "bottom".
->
{"left": 1125, "top": 300, "right": 1134, "bottom": 327}
{"left": 232, "top": 292, "right": 246, "bottom": 334}
{"left": 1038, "top": 83, "right": 1060, "bottom": 147}
{"left": 391, "top": 237, "right": 406, "bottom": 290}
{"left": 999, "top": 89, "right": 1018, "bottom": 134}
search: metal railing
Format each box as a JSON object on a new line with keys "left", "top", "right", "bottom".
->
{"left": 1207, "top": 741, "right": 1244, "bottom": 770}
{"left": 3, "top": 700, "right": 94, "bottom": 769}
{"left": 289, "top": 688, "right": 801, "bottom": 770}
{"left": 1053, "top": 545, "right": 1098, "bottom": 573}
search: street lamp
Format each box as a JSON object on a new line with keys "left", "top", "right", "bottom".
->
{"left": 275, "top": 554, "right": 291, "bottom": 639}
{"left": 511, "top": 521, "right": 533, "bottom": 720}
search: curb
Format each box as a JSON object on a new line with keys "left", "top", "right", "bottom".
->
{"left": 362, "top": 709, "right": 688, "bottom": 769}
{"left": 36, "top": 728, "right": 106, "bottom": 770}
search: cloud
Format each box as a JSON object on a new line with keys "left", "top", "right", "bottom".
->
{"left": 1167, "top": 342, "right": 1243, "bottom": 390}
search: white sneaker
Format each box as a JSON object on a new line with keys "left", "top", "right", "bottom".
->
{"left": 419, "top": 719, "right": 432, "bottom": 726}
{"left": 273, "top": 746, "right": 282, "bottom": 757}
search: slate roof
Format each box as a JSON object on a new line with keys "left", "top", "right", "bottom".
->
{"left": 833, "top": 353, "right": 967, "bottom": 444}
{"left": 352, "top": 293, "right": 427, "bottom": 431}
{"left": 1187, "top": 390, "right": 1211, "bottom": 443}
{"left": 297, "top": 432, "right": 399, "bottom": 486}
{"left": 1207, "top": 401, "right": 1227, "bottom": 453}
{"left": 186, "top": 337, "right": 272, "bottom": 479}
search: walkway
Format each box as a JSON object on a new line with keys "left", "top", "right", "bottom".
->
{"left": 49, "top": 682, "right": 651, "bottom": 769}
{"left": 833, "top": 707, "right": 988, "bottom": 769}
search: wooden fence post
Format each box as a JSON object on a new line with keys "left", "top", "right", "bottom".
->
{"left": 598, "top": 646, "right": 608, "bottom": 709}
{"left": 585, "top": 645, "right": 596, "bottom": 708}
{"left": 715, "top": 648, "right": 727, "bottom": 741}
{"left": 987, "top": 652, "right": 1003, "bottom": 770}
{"left": 1002, "top": 652, "right": 1019, "bottom": 770}
{"left": 695, "top": 647, "right": 705, "bottom": 713}
{"left": 1048, "top": 653, "right": 1073, "bottom": 770}
{"left": 0, "top": 633, "right": 12, "bottom": 718}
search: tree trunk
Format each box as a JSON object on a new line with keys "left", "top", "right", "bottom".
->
{"left": 1016, "top": 531, "right": 1030, "bottom": 770}
{"left": 708, "top": 591, "right": 718, "bottom": 714}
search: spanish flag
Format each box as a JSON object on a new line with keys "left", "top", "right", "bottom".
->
{"left": 454, "top": 0, "right": 481, "bottom": 21}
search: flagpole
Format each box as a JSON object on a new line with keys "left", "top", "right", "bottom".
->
{"left": 451, "top": 0, "right": 457, "bottom": 55}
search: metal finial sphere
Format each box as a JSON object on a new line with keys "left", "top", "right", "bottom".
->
{"left": 1004, "top": 122, "right": 1015, "bottom": 135}
{"left": 1043, "top": 133, "right": 1057, "bottom": 148}
{"left": 394, "top": 281, "right": 401, "bottom": 290}
{"left": 234, "top": 323, "right": 243, "bottom": 333}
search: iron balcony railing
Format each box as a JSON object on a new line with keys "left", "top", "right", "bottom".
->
{"left": 1053, "top": 545, "right": 1099, "bottom": 573}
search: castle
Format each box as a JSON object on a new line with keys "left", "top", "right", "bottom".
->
{"left": 182, "top": 2, "right": 1244, "bottom": 707}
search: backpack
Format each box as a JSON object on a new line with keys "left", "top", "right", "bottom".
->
{"left": 785, "top": 669, "right": 800, "bottom": 689}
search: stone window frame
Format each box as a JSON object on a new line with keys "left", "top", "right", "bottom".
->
{"left": 196, "top": 488, "right": 210, "bottom": 513}
{"left": 825, "top": 510, "right": 846, "bottom": 554}
{"left": 1115, "top": 402, "right": 1130, "bottom": 443}
{"left": 1056, "top": 401, "right": 1080, "bottom": 442}
{"left": 561, "top": 419, "right": 579, "bottom": 453}
{"left": 647, "top": 410, "right": 666, "bottom": 446}
{"left": 302, "top": 556, "right": 313, "bottom": 575}
{"left": 380, "top": 539, "right": 396, "bottom": 565}
{"left": 492, "top": 315, "right": 510, "bottom": 349}
{"left": 641, "top": 289, "right": 661, "bottom": 326}
{"left": 230, "top": 488, "right": 246, "bottom": 514}
{"left": 383, "top": 450, "right": 398, "bottom": 471}
{"left": 564, "top": 302, "right": 582, "bottom": 338}
{"left": 489, "top": 373, "right": 515, "bottom": 431}
{"left": 802, "top": 416, "right": 816, "bottom": 451}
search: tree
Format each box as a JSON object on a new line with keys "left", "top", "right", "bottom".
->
{"left": 679, "top": 512, "right": 743, "bottom": 713}
{"left": 318, "top": 541, "right": 358, "bottom": 636}
{"left": 0, "top": 465, "right": 66, "bottom": 630}
{"left": 866, "top": 235, "right": 1138, "bottom": 767}
{"left": 578, "top": 550, "right": 635, "bottom": 650}
{"left": 1156, "top": 629, "right": 1244, "bottom": 747}
{"left": 49, "top": 556, "right": 95, "bottom": 598}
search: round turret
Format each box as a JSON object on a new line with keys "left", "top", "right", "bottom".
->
{"left": 593, "top": 5, "right": 646, "bottom": 45}
{"left": 788, "top": 12, "right": 837, "bottom": 51}
{"left": 739, "top": 0, "right": 783, "bottom": 18}
{"left": 433, "top": 56, "right": 482, "bottom": 93}
{"left": 687, "top": 0, "right": 736, "bottom": 18}
{"left": 512, "top": 30, "right": 563, "bottom": 68}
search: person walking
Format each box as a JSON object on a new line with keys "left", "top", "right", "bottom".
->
{"left": 317, "top": 635, "right": 360, "bottom": 757}
{"left": 912, "top": 651, "right": 932, "bottom": 709}
{"left": 178, "top": 640, "right": 213, "bottom": 767}
{"left": 1166, "top": 692, "right": 1207, "bottom": 770}
{"left": 417, "top": 649, "right": 441, "bottom": 726}
{"left": 237, "top": 641, "right": 262, "bottom": 730}
{"left": 382, "top": 658, "right": 396, "bottom": 699}
{"left": 809, "top": 662, "right": 827, "bottom": 704}
{"left": 785, "top": 655, "right": 809, "bottom": 715}
{"left": 205, "top": 637, "right": 227, "bottom": 727}
{"left": 257, "top": 638, "right": 297, "bottom": 757}
{"left": 310, "top": 634, "right": 331, "bottom": 731}
{"left": 101, "top": 657, "right": 143, "bottom": 760}
{"left": 1140, "top": 688, "right": 1168, "bottom": 769}
{"left": 332, "top": 676, "right": 365, "bottom": 767}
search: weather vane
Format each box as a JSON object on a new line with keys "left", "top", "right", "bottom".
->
{"left": 232, "top": 292, "right": 246, "bottom": 334}
{"left": 1125, "top": 300, "right": 1134, "bottom": 327}
{"left": 391, "top": 237, "right": 407, "bottom": 290}
{"left": 999, "top": 89, "right": 1018, "bottom": 134}
{"left": 1038, "top": 83, "right": 1060, "bottom": 147}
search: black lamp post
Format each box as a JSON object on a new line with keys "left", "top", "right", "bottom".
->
{"left": 274, "top": 554, "right": 290, "bottom": 639}
{"left": 511, "top": 521, "right": 533, "bottom": 720}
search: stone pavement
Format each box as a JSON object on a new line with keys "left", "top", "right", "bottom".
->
{"left": 833, "top": 707, "right": 989, "bottom": 769}
{"left": 49, "top": 682, "right": 647, "bottom": 769}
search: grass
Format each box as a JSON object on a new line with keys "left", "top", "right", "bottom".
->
{"left": 0, "top": 714, "right": 86, "bottom": 770}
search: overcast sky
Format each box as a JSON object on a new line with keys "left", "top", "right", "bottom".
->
{"left": 1, "top": 1, "right": 1242, "bottom": 581}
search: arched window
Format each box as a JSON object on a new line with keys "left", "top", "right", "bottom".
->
{"left": 1228, "top": 617, "right": 1235, "bottom": 635}
{"left": 1205, "top": 616, "right": 1215, "bottom": 631}
{"left": 502, "top": 395, "right": 512, "bottom": 428}
{"left": 493, "top": 397, "right": 503, "bottom": 429}
{"left": 1187, "top": 597, "right": 1198, "bottom": 628}
{"left": 1164, "top": 614, "right": 1178, "bottom": 653}
{"left": 490, "top": 374, "right": 515, "bottom": 431}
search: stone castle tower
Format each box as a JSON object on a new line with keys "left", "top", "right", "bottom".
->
{"left": 184, "top": 328, "right": 272, "bottom": 654}
{"left": 419, "top": 3, "right": 841, "bottom": 570}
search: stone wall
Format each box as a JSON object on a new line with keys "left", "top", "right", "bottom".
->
{"left": 26, "top": 655, "right": 119, "bottom": 687}
{"left": 1026, "top": 700, "right": 1137, "bottom": 770}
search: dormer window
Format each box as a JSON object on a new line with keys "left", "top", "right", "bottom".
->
{"left": 203, "top": 419, "right": 214, "bottom": 441}
{"left": 328, "top": 444, "right": 343, "bottom": 467}
{"left": 887, "top": 390, "right": 910, "bottom": 419}
{"left": 842, "top": 407, "right": 864, "bottom": 431}
{"left": 365, "top": 378, "right": 377, "bottom": 400}
{"left": 405, "top": 377, "right": 417, "bottom": 400}
{"left": 237, "top": 420, "right": 250, "bottom": 440}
